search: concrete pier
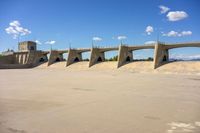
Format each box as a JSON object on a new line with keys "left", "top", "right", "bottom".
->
{"left": 153, "top": 42, "right": 200, "bottom": 68}
{"left": 66, "top": 48, "right": 90, "bottom": 66}
{"left": 117, "top": 45, "right": 133, "bottom": 68}
{"left": 117, "top": 45, "right": 155, "bottom": 68}
{"left": 89, "top": 47, "right": 118, "bottom": 67}
{"left": 48, "top": 50, "right": 67, "bottom": 66}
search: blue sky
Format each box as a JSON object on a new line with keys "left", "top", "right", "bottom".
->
{"left": 0, "top": 0, "right": 200, "bottom": 59}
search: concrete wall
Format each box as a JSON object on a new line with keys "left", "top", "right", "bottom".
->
{"left": 0, "top": 51, "right": 48, "bottom": 69}
{"left": 14, "top": 52, "right": 29, "bottom": 64}
{"left": 0, "top": 64, "right": 32, "bottom": 69}
{"left": 0, "top": 52, "right": 30, "bottom": 65}
{"left": 0, "top": 55, "right": 15, "bottom": 64}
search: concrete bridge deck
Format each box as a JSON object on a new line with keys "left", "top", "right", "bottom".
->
{"left": 128, "top": 45, "right": 155, "bottom": 51}
{"left": 164, "top": 42, "right": 200, "bottom": 49}
{"left": 97, "top": 47, "right": 119, "bottom": 52}
{"left": 70, "top": 48, "right": 91, "bottom": 52}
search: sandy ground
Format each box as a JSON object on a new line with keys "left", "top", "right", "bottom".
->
{"left": 1, "top": 61, "right": 200, "bottom": 133}
{"left": 38, "top": 61, "right": 200, "bottom": 75}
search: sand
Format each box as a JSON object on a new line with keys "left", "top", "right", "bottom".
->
{"left": 0, "top": 61, "right": 200, "bottom": 133}
{"left": 38, "top": 61, "right": 200, "bottom": 74}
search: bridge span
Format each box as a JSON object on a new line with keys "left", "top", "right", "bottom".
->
{"left": 1, "top": 41, "right": 200, "bottom": 69}
{"left": 33, "top": 42, "right": 200, "bottom": 68}
{"left": 154, "top": 42, "right": 200, "bottom": 68}
{"left": 118, "top": 44, "right": 155, "bottom": 67}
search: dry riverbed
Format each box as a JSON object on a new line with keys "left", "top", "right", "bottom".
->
{"left": 0, "top": 62, "right": 200, "bottom": 133}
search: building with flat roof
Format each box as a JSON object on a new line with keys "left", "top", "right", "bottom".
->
{"left": 18, "top": 41, "right": 37, "bottom": 52}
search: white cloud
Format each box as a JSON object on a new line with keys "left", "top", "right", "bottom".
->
{"left": 9, "top": 20, "right": 20, "bottom": 27}
{"left": 145, "top": 41, "right": 156, "bottom": 45}
{"left": 20, "top": 28, "right": 31, "bottom": 35}
{"left": 5, "top": 20, "right": 31, "bottom": 39}
{"left": 167, "top": 11, "right": 188, "bottom": 21}
{"left": 159, "top": 5, "right": 170, "bottom": 14}
{"left": 162, "top": 30, "right": 192, "bottom": 37}
{"left": 45, "top": 40, "right": 56, "bottom": 44}
{"left": 170, "top": 54, "right": 200, "bottom": 60}
{"left": 145, "top": 26, "right": 153, "bottom": 35}
{"left": 117, "top": 36, "right": 127, "bottom": 40}
{"left": 5, "top": 27, "right": 18, "bottom": 34}
{"left": 181, "top": 31, "right": 192, "bottom": 36}
{"left": 163, "top": 30, "right": 179, "bottom": 37}
{"left": 92, "top": 37, "right": 102, "bottom": 41}
{"left": 35, "top": 40, "right": 42, "bottom": 45}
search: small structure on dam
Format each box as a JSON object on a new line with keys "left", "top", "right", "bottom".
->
{"left": 0, "top": 41, "right": 48, "bottom": 69}
{"left": 1, "top": 41, "right": 200, "bottom": 69}
{"left": 18, "top": 41, "right": 37, "bottom": 52}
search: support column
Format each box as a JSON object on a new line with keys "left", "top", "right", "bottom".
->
{"left": 89, "top": 48, "right": 105, "bottom": 67}
{"left": 15, "top": 54, "right": 19, "bottom": 64}
{"left": 66, "top": 49, "right": 82, "bottom": 66}
{"left": 153, "top": 43, "right": 169, "bottom": 69}
{"left": 48, "top": 50, "right": 63, "bottom": 66}
{"left": 19, "top": 54, "right": 23, "bottom": 64}
{"left": 117, "top": 45, "right": 133, "bottom": 68}
{"left": 24, "top": 53, "right": 29, "bottom": 64}
{"left": 22, "top": 53, "right": 27, "bottom": 64}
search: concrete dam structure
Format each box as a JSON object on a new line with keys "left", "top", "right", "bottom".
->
{"left": 1, "top": 41, "right": 200, "bottom": 69}
{"left": 0, "top": 41, "right": 49, "bottom": 69}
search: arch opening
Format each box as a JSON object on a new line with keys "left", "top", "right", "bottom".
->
{"left": 169, "top": 47, "right": 200, "bottom": 62}
{"left": 39, "top": 58, "right": 45, "bottom": 62}
{"left": 82, "top": 52, "right": 90, "bottom": 61}
{"left": 74, "top": 57, "right": 79, "bottom": 62}
{"left": 63, "top": 53, "right": 68, "bottom": 61}
{"left": 97, "top": 57, "right": 102, "bottom": 62}
{"left": 55, "top": 58, "right": 60, "bottom": 62}
{"left": 104, "top": 51, "right": 118, "bottom": 61}
{"left": 126, "top": 56, "right": 131, "bottom": 62}
{"left": 163, "top": 56, "right": 167, "bottom": 61}
{"left": 132, "top": 49, "right": 154, "bottom": 61}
